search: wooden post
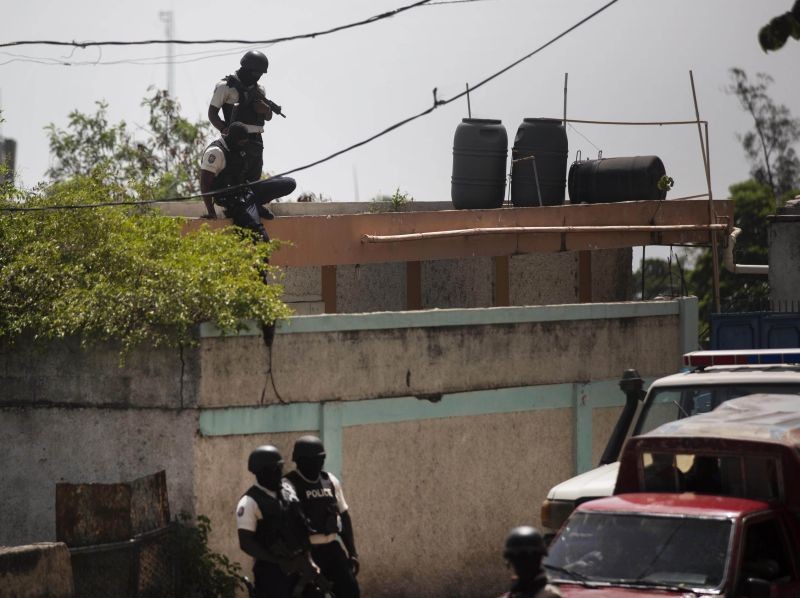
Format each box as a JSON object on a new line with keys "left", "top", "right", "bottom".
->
{"left": 690, "top": 70, "right": 721, "bottom": 314}
{"left": 321, "top": 265, "right": 337, "bottom": 314}
{"left": 406, "top": 261, "right": 422, "bottom": 310}
{"left": 493, "top": 256, "right": 510, "bottom": 306}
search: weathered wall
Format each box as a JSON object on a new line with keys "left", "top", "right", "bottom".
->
{"left": 0, "top": 543, "right": 74, "bottom": 598}
{"left": 275, "top": 241, "right": 631, "bottom": 314}
{"left": 258, "top": 313, "right": 679, "bottom": 405}
{"left": 343, "top": 409, "right": 574, "bottom": 597}
{"left": 769, "top": 207, "right": 800, "bottom": 308}
{"left": 1, "top": 299, "right": 697, "bottom": 597}
{"left": 0, "top": 407, "right": 197, "bottom": 547}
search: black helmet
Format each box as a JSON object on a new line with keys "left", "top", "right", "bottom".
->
{"left": 240, "top": 50, "right": 269, "bottom": 74}
{"left": 248, "top": 445, "right": 283, "bottom": 474}
{"left": 292, "top": 435, "right": 326, "bottom": 461}
{"left": 503, "top": 526, "right": 547, "bottom": 558}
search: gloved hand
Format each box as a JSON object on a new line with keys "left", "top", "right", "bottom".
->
{"left": 349, "top": 554, "right": 359, "bottom": 577}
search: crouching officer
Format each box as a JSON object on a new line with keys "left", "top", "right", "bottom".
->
{"left": 285, "top": 436, "right": 360, "bottom": 598}
{"left": 200, "top": 121, "right": 296, "bottom": 241}
{"left": 498, "top": 526, "right": 562, "bottom": 598}
{"left": 237, "top": 445, "right": 323, "bottom": 598}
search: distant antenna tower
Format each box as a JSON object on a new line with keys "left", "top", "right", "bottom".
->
{"left": 158, "top": 11, "right": 175, "bottom": 96}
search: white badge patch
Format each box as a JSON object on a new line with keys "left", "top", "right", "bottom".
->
{"left": 208, "top": 154, "right": 217, "bottom": 164}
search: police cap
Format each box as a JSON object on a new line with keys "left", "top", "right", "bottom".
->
{"left": 503, "top": 526, "right": 547, "bottom": 557}
{"left": 240, "top": 50, "right": 269, "bottom": 74}
{"left": 292, "top": 435, "right": 326, "bottom": 461}
{"left": 248, "top": 445, "right": 283, "bottom": 474}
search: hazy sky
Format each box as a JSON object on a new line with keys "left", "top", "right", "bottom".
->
{"left": 1, "top": 0, "right": 798, "bottom": 206}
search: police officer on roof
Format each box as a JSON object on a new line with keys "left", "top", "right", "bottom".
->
{"left": 199, "top": 121, "right": 296, "bottom": 241}
{"left": 284, "top": 436, "right": 361, "bottom": 598}
{"left": 236, "top": 445, "right": 324, "bottom": 598}
{"left": 498, "top": 526, "right": 562, "bottom": 598}
{"left": 208, "top": 50, "right": 276, "bottom": 183}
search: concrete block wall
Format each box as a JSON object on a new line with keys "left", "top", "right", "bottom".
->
{"left": 277, "top": 249, "right": 632, "bottom": 314}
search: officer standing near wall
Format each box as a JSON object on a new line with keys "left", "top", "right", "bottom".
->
{"left": 208, "top": 50, "right": 276, "bottom": 183}
{"left": 200, "top": 122, "right": 296, "bottom": 241}
{"left": 285, "top": 436, "right": 361, "bottom": 598}
{"left": 236, "top": 445, "right": 321, "bottom": 598}
{"left": 497, "top": 526, "right": 562, "bottom": 598}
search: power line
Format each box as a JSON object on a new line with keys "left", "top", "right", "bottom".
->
{"left": 0, "top": 0, "right": 621, "bottom": 213}
{"left": 0, "top": 0, "right": 433, "bottom": 49}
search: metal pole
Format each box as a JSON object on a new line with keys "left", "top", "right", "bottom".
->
{"left": 563, "top": 73, "right": 568, "bottom": 125}
{"left": 159, "top": 11, "right": 175, "bottom": 96}
{"left": 466, "top": 83, "right": 471, "bottom": 118}
{"left": 690, "top": 70, "right": 721, "bottom": 314}
{"left": 531, "top": 157, "right": 543, "bottom": 207}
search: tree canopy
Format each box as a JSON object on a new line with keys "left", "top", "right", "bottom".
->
{"left": 0, "top": 96, "right": 290, "bottom": 357}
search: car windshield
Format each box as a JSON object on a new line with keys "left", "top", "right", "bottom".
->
{"left": 545, "top": 512, "right": 732, "bottom": 591}
{"left": 635, "top": 383, "right": 800, "bottom": 436}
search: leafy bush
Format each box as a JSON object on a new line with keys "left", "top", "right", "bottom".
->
{"left": 171, "top": 513, "right": 244, "bottom": 598}
{"left": 0, "top": 170, "right": 291, "bottom": 356}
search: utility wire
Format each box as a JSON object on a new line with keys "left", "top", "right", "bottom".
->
{"left": 0, "top": 0, "right": 621, "bottom": 213}
{"left": 0, "top": 0, "right": 433, "bottom": 49}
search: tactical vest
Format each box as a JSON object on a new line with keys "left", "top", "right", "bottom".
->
{"left": 224, "top": 74, "right": 266, "bottom": 127}
{"left": 284, "top": 471, "right": 341, "bottom": 536}
{"left": 207, "top": 139, "right": 249, "bottom": 201}
{"left": 243, "top": 481, "right": 310, "bottom": 559}
{"left": 244, "top": 485, "right": 285, "bottom": 550}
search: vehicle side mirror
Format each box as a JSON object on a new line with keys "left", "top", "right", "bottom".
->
{"left": 744, "top": 577, "right": 771, "bottom": 598}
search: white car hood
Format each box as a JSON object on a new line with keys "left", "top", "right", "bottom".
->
{"left": 546, "top": 462, "right": 620, "bottom": 501}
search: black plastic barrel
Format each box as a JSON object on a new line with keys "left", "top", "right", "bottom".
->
{"left": 451, "top": 118, "right": 508, "bottom": 209}
{"left": 568, "top": 156, "right": 667, "bottom": 204}
{"left": 511, "top": 118, "right": 568, "bottom": 207}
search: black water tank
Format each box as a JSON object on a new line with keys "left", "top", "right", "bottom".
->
{"left": 451, "top": 118, "right": 508, "bottom": 209}
{"left": 511, "top": 118, "right": 568, "bottom": 207}
{"left": 568, "top": 156, "right": 667, "bottom": 204}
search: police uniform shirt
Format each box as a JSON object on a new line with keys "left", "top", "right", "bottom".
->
{"left": 200, "top": 139, "right": 228, "bottom": 176}
{"left": 210, "top": 79, "right": 267, "bottom": 134}
{"left": 285, "top": 471, "right": 348, "bottom": 545}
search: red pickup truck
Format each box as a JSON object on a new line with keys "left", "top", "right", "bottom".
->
{"left": 544, "top": 394, "right": 800, "bottom": 597}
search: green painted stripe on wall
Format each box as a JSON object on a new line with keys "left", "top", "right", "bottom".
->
{"left": 199, "top": 403, "right": 322, "bottom": 436}
{"left": 199, "top": 384, "right": 581, "bottom": 438}
{"left": 274, "top": 301, "right": 680, "bottom": 335}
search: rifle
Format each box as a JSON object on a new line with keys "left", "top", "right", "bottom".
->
{"left": 251, "top": 89, "right": 286, "bottom": 119}
{"left": 262, "top": 97, "right": 287, "bottom": 119}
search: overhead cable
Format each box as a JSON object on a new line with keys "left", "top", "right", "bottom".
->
{"left": 0, "top": 0, "right": 621, "bottom": 213}
{"left": 0, "top": 0, "right": 432, "bottom": 49}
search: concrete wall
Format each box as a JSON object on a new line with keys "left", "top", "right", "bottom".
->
{"left": 769, "top": 202, "right": 800, "bottom": 308}
{"left": 279, "top": 248, "right": 632, "bottom": 314}
{"left": 1, "top": 298, "right": 697, "bottom": 597}
{"left": 0, "top": 543, "right": 74, "bottom": 598}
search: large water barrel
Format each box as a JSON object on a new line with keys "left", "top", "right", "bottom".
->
{"left": 451, "top": 118, "right": 508, "bottom": 209}
{"left": 568, "top": 156, "right": 667, "bottom": 204}
{"left": 511, "top": 118, "right": 568, "bottom": 207}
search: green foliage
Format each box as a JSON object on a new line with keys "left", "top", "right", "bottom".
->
{"left": 689, "top": 180, "right": 779, "bottom": 343}
{"left": 171, "top": 513, "right": 244, "bottom": 598}
{"left": 45, "top": 89, "right": 211, "bottom": 197}
{"left": 758, "top": 1, "right": 800, "bottom": 51}
{"left": 0, "top": 171, "right": 291, "bottom": 357}
{"left": 370, "top": 188, "right": 414, "bottom": 212}
{"left": 630, "top": 255, "right": 689, "bottom": 300}
{"left": 657, "top": 175, "right": 675, "bottom": 193}
{"left": 726, "top": 69, "right": 800, "bottom": 198}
